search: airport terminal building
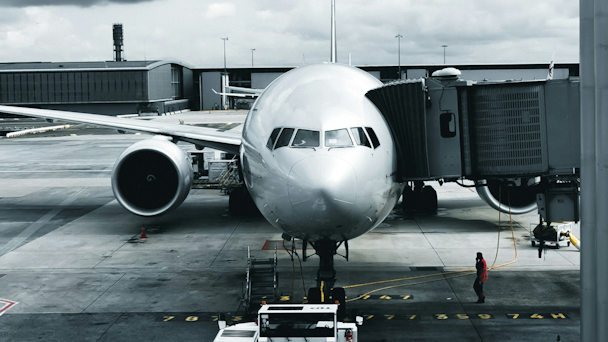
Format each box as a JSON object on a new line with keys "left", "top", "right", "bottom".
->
{"left": 0, "top": 59, "right": 194, "bottom": 115}
{"left": 0, "top": 59, "right": 579, "bottom": 114}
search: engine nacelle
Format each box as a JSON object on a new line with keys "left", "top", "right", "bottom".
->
{"left": 111, "top": 136, "right": 193, "bottom": 217}
{"left": 476, "top": 179, "right": 538, "bottom": 215}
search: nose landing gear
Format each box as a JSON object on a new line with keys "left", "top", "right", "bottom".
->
{"left": 305, "top": 239, "right": 348, "bottom": 320}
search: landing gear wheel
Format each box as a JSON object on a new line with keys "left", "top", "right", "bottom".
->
{"left": 556, "top": 243, "right": 560, "bottom": 249}
{"left": 229, "top": 188, "right": 242, "bottom": 214}
{"left": 308, "top": 287, "right": 322, "bottom": 304}
{"left": 331, "top": 287, "right": 346, "bottom": 321}
{"left": 229, "top": 187, "right": 259, "bottom": 216}
{"left": 532, "top": 241, "right": 536, "bottom": 247}
{"left": 401, "top": 186, "right": 415, "bottom": 212}
{"left": 420, "top": 186, "right": 438, "bottom": 213}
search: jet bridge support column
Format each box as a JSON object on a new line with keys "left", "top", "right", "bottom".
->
{"left": 580, "top": 0, "right": 608, "bottom": 340}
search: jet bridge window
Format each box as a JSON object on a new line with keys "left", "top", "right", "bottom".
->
{"left": 266, "top": 127, "right": 282, "bottom": 150}
{"left": 275, "top": 128, "right": 295, "bottom": 149}
{"left": 325, "top": 128, "right": 353, "bottom": 147}
{"left": 291, "top": 129, "right": 320, "bottom": 147}
{"left": 365, "top": 127, "right": 381, "bottom": 149}
{"left": 350, "top": 127, "right": 371, "bottom": 148}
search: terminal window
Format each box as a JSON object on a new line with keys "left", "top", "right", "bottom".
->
{"left": 171, "top": 65, "right": 182, "bottom": 99}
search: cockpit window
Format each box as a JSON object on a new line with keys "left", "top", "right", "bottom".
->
{"left": 350, "top": 127, "right": 371, "bottom": 148}
{"left": 325, "top": 128, "right": 353, "bottom": 147}
{"left": 365, "top": 127, "right": 381, "bottom": 149}
{"left": 291, "top": 129, "right": 320, "bottom": 147}
{"left": 266, "top": 127, "right": 282, "bottom": 150}
{"left": 275, "top": 128, "right": 295, "bottom": 149}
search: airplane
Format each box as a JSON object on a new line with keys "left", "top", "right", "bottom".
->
{"left": 0, "top": 0, "right": 538, "bottom": 302}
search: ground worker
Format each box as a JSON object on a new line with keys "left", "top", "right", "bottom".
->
{"left": 474, "top": 252, "right": 487, "bottom": 303}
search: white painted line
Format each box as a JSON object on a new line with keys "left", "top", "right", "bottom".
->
{"left": 6, "top": 125, "right": 73, "bottom": 138}
{"left": 0, "top": 299, "right": 18, "bottom": 316}
{"left": 0, "top": 170, "right": 111, "bottom": 173}
{"left": 0, "top": 188, "right": 85, "bottom": 257}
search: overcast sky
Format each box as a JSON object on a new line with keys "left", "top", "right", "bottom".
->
{"left": 0, "top": 0, "right": 579, "bottom": 68}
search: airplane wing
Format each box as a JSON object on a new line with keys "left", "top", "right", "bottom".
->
{"left": 0, "top": 105, "right": 242, "bottom": 154}
{"left": 212, "top": 89, "right": 258, "bottom": 98}
{"left": 225, "top": 86, "right": 263, "bottom": 95}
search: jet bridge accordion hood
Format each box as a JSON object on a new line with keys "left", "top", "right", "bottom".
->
{"left": 366, "top": 79, "right": 430, "bottom": 180}
{"left": 365, "top": 75, "right": 581, "bottom": 181}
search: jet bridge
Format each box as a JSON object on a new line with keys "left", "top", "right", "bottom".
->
{"left": 366, "top": 69, "right": 580, "bottom": 222}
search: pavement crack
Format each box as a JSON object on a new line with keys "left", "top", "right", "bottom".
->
{"left": 95, "top": 312, "right": 124, "bottom": 342}
{"left": 209, "top": 219, "right": 242, "bottom": 267}
{"left": 82, "top": 272, "right": 126, "bottom": 314}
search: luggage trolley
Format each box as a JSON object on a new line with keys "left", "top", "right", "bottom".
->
{"left": 530, "top": 222, "right": 572, "bottom": 249}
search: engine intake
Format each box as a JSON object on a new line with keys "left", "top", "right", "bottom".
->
{"left": 476, "top": 179, "right": 538, "bottom": 215}
{"left": 112, "top": 136, "right": 193, "bottom": 217}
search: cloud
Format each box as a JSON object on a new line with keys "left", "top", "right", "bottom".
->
{"left": 0, "top": 0, "right": 156, "bottom": 8}
{"left": 0, "top": 0, "right": 579, "bottom": 67}
{"left": 205, "top": 3, "right": 235, "bottom": 19}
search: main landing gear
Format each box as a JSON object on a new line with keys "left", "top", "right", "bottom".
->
{"left": 229, "top": 186, "right": 259, "bottom": 216}
{"left": 303, "top": 239, "right": 348, "bottom": 320}
{"left": 401, "top": 181, "right": 437, "bottom": 213}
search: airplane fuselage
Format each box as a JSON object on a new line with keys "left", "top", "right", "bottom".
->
{"left": 241, "top": 63, "right": 402, "bottom": 243}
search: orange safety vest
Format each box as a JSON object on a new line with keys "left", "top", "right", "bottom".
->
{"left": 479, "top": 259, "right": 488, "bottom": 283}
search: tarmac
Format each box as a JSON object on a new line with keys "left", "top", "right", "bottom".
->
{"left": 0, "top": 111, "right": 580, "bottom": 341}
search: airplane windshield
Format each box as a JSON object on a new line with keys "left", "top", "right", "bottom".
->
{"left": 291, "top": 129, "right": 320, "bottom": 148}
{"left": 275, "top": 128, "right": 295, "bottom": 149}
{"left": 325, "top": 129, "right": 353, "bottom": 147}
{"left": 365, "top": 127, "right": 381, "bottom": 149}
{"left": 350, "top": 127, "right": 371, "bottom": 148}
{"left": 266, "top": 127, "right": 282, "bottom": 150}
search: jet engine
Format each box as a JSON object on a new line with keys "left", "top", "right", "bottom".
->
{"left": 111, "top": 136, "right": 193, "bottom": 217}
{"left": 476, "top": 179, "right": 539, "bottom": 215}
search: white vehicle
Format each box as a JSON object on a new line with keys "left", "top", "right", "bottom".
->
{"left": 213, "top": 304, "right": 362, "bottom": 342}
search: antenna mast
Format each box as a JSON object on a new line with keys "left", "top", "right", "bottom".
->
{"left": 330, "top": 0, "right": 337, "bottom": 63}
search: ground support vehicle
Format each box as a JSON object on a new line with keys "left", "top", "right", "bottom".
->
{"left": 530, "top": 222, "right": 573, "bottom": 249}
{"left": 213, "top": 304, "right": 362, "bottom": 342}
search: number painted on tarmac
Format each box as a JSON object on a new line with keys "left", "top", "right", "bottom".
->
{"left": 530, "top": 314, "right": 544, "bottom": 319}
{"left": 185, "top": 316, "right": 199, "bottom": 322}
{"left": 384, "top": 315, "right": 395, "bottom": 320}
{"left": 456, "top": 314, "right": 469, "bottom": 320}
{"left": 551, "top": 313, "right": 567, "bottom": 319}
{"left": 478, "top": 314, "right": 492, "bottom": 319}
{"left": 163, "top": 316, "right": 174, "bottom": 322}
{"left": 435, "top": 314, "right": 448, "bottom": 320}
{"left": 507, "top": 314, "right": 519, "bottom": 319}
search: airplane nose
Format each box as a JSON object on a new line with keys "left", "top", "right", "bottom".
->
{"left": 287, "top": 155, "right": 357, "bottom": 221}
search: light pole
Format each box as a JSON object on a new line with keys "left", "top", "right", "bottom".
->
{"left": 220, "top": 37, "right": 228, "bottom": 110}
{"left": 442, "top": 45, "right": 448, "bottom": 64}
{"left": 251, "top": 48, "right": 256, "bottom": 67}
{"left": 395, "top": 34, "right": 403, "bottom": 79}
{"left": 221, "top": 37, "right": 229, "bottom": 73}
